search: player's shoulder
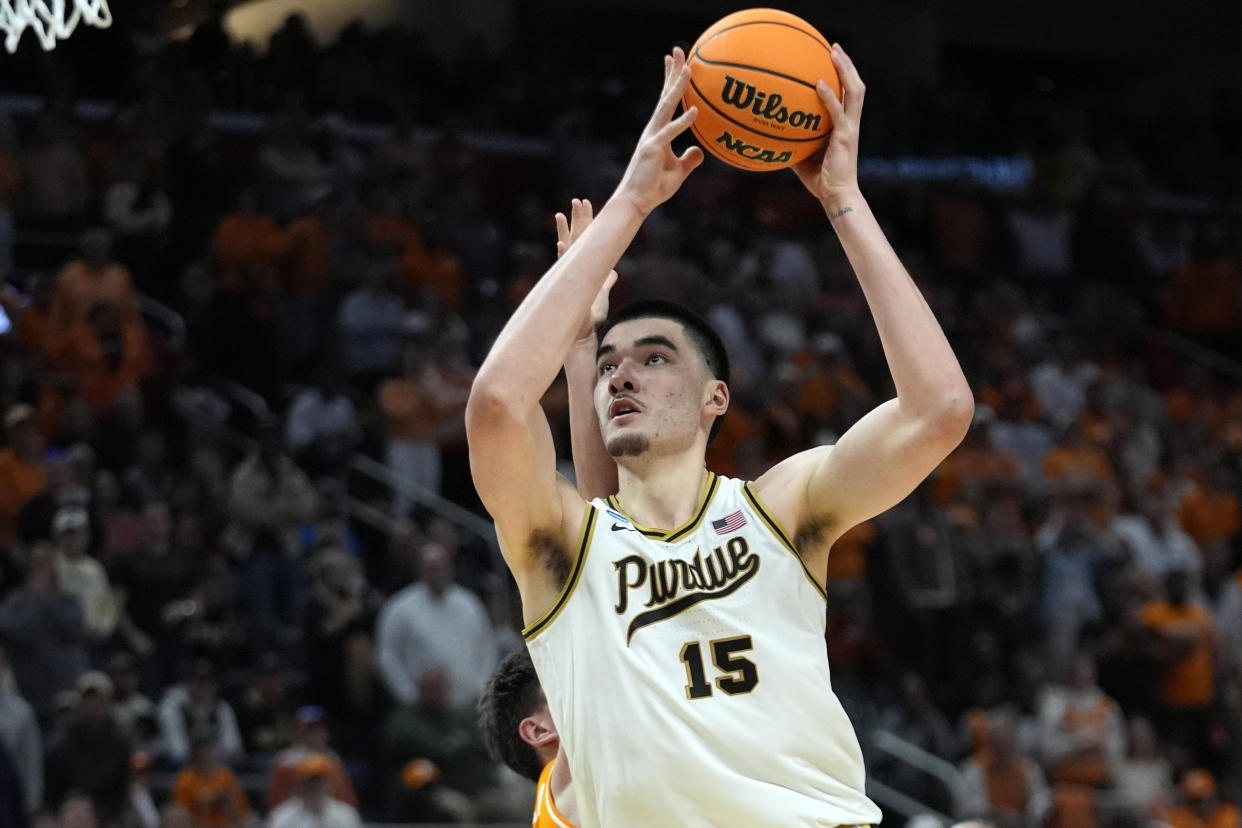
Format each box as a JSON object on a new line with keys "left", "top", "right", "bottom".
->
{"left": 750, "top": 444, "right": 834, "bottom": 506}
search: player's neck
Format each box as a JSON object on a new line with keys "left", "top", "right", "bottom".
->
{"left": 551, "top": 745, "right": 576, "bottom": 821}
{"left": 614, "top": 452, "right": 711, "bottom": 531}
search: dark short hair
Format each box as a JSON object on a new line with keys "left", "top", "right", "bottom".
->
{"left": 477, "top": 649, "right": 546, "bottom": 781}
{"left": 596, "top": 300, "right": 730, "bottom": 442}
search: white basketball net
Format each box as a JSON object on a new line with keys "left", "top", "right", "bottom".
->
{"left": 0, "top": 0, "right": 112, "bottom": 54}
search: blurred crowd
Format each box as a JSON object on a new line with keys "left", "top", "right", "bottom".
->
{"left": 0, "top": 7, "right": 1240, "bottom": 828}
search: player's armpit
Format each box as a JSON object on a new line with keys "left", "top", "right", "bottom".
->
{"left": 466, "top": 395, "right": 587, "bottom": 583}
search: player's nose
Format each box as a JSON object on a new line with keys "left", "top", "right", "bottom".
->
{"left": 608, "top": 359, "right": 640, "bottom": 394}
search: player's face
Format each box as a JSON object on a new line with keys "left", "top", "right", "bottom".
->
{"left": 595, "top": 318, "right": 716, "bottom": 458}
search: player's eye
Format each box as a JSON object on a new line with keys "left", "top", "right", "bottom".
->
{"left": 599, "top": 362, "right": 617, "bottom": 376}
{"left": 647, "top": 353, "right": 667, "bottom": 365}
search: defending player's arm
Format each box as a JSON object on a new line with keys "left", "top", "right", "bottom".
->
{"left": 466, "top": 49, "right": 703, "bottom": 589}
{"left": 559, "top": 202, "right": 620, "bottom": 501}
{"left": 760, "top": 44, "right": 973, "bottom": 554}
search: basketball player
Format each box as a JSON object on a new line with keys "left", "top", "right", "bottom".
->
{"left": 466, "top": 44, "right": 973, "bottom": 827}
{"left": 478, "top": 649, "right": 579, "bottom": 828}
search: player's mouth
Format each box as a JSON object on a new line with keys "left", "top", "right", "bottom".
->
{"left": 610, "top": 398, "right": 642, "bottom": 422}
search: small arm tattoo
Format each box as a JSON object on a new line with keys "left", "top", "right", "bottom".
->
{"left": 827, "top": 206, "right": 854, "bottom": 221}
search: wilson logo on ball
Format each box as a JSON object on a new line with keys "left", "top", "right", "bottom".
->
{"left": 715, "top": 131, "right": 793, "bottom": 165}
{"left": 719, "top": 76, "right": 823, "bottom": 132}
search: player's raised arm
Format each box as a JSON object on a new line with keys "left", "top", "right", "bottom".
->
{"left": 558, "top": 201, "right": 620, "bottom": 501}
{"left": 466, "top": 48, "right": 702, "bottom": 576}
{"left": 765, "top": 44, "right": 973, "bottom": 547}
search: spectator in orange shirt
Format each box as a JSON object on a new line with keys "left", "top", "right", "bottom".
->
{"left": 48, "top": 299, "right": 150, "bottom": 415}
{"left": 1036, "top": 654, "right": 1124, "bottom": 788}
{"left": 930, "top": 406, "right": 1022, "bottom": 510}
{"left": 1178, "top": 462, "right": 1241, "bottom": 550}
{"left": 1164, "top": 224, "right": 1242, "bottom": 357}
{"left": 1140, "top": 570, "right": 1216, "bottom": 753}
{"left": 213, "top": 188, "right": 289, "bottom": 291}
{"left": 267, "top": 705, "right": 357, "bottom": 811}
{"left": 377, "top": 341, "right": 469, "bottom": 515}
{"left": 0, "top": 403, "right": 46, "bottom": 548}
{"left": 44, "top": 228, "right": 141, "bottom": 356}
{"left": 1042, "top": 420, "right": 1115, "bottom": 487}
{"left": 400, "top": 228, "right": 464, "bottom": 314}
{"left": 955, "top": 710, "right": 1050, "bottom": 828}
{"left": 170, "top": 728, "right": 250, "bottom": 828}
{"left": 1164, "top": 769, "right": 1240, "bottom": 828}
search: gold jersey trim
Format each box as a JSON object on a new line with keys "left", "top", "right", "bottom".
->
{"left": 605, "top": 471, "right": 720, "bottom": 542}
{"left": 523, "top": 506, "right": 598, "bottom": 640}
{"left": 742, "top": 481, "right": 828, "bottom": 602}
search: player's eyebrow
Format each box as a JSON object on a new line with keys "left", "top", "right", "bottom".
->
{"left": 634, "top": 335, "right": 679, "bottom": 352}
{"left": 597, "top": 335, "right": 679, "bottom": 362}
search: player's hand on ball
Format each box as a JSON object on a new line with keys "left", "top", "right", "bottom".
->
{"left": 616, "top": 47, "right": 704, "bottom": 217}
{"left": 556, "top": 198, "right": 618, "bottom": 343}
{"left": 792, "top": 44, "right": 864, "bottom": 210}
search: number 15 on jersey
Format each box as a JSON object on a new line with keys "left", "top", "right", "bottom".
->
{"left": 679, "top": 635, "right": 759, "bottom": 699}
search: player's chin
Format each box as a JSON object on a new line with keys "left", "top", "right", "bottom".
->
{"left": 605, "top": 432, "right": 650, "bottom": 458}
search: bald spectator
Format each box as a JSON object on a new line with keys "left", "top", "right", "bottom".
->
{"left": 376, "top": 542, "right": 496, "bottom": 711}
{"left": 0, "top": 543, "right": 87, "bottom": 718}
{"left": 0, "top": 403, "right": 46, "bottom": 549}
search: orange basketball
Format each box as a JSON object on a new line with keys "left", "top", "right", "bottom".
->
{"left": 683, "top": 8, "right": 840, "bottom": 172}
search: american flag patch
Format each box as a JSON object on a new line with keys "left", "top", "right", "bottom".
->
{"left": 712, "top": 510, "right": 747, "bottom": 534}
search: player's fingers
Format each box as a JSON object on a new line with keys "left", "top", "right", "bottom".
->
{"left": 571, "top": 198, "right": 591, "bottom": 237}
{"left": 831, "top": 45, "right": 865, "bottom": 118}
{"left": 554, "top": 212, "right": 569, "bottom": 247}
{"left": 677, "top": 145, "right": 705, "bottom": 174}
{"left": 556, "top": 241, "right": 567, "bottom": 258}
{"left": 652, "top": 64, "right": 692, "bottom": 127}
{"left": 657, "top": 105, "right": 698, "bottom": 143}
{"left": 603, "top": 271, "right": 618, "bottom": 292}
{"left": 817, "top": 79, "right": 845, "bottom": 126}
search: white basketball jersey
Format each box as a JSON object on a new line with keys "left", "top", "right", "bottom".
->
{"left": 525, "top": 473, "right": 882, "bottom": 828}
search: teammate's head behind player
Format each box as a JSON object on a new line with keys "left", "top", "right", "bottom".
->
{"left": 478, "top": 649, "right": 558, "bottom": 782}
{"left": 594, "top": 300, "right": 730, "bottom": 456}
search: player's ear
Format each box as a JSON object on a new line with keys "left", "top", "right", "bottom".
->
{"left": 704, "top": 380, "right": 729, "bottom": 419}
{"left": 518, "top": 714, "right": 557, "bottom": 748}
